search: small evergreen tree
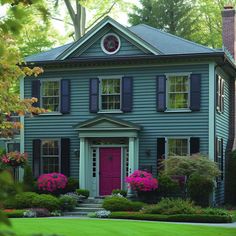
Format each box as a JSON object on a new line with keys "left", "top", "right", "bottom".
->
{"left": 23, "top": 165, "right": 35, "bottom": 192}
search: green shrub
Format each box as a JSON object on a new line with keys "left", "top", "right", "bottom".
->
{"left": 4, "top": 209, "right": 25, "bottom": 218}
{"left": 3, "top": 198, "right": 18, "bottom": 209}
{"left": 76, "top": 189, "right": 89, "bottom": 198}
{"left": 143, "top": 198, "right": 197, "bottom": 215}
{"left": 187, "top": 174, "right": 214, "bottom": 207}
{"left": 32, "top": 194, "right": 60, "bottom": 211}
{"left": 157, "top": 174, "right": 181, "bottom": 197}
{"left": 59, "top": 195, "right": 77, "bottom": 211}
{"left": 63, "top": 177, "right": 79, "bottom": 193}
{"left": 15, "top": 192, "right": 38, "bottom": 209}
{"left": 202, "top": 208, "right": 230, "bottom": 216}
{"left": 112, "top": 189, "right": 127, "bottom": 197}
{"left": 109, "top": 212, "right": 232, "bottom": 223}
{"left": 103, "top": 196, "right": 143, "bottom": 212}
{"left": 23, "top": 165, "right": 35, "bottom": 192}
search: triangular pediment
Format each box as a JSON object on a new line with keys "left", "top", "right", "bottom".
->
{"left": 74, "top": 115, "right": 141, "bottom": 131}
{"left": 57, "top": 17, "right": 161, "bottom": 60}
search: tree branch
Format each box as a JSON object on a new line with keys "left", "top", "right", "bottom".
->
{"left": 64, "top": 0, "right": 76, "bottom": 23}
{"left": 85, "top": 2, "right": 116, "bottom": 31}
{"left": 50, "top": 16, "right": 73, "bottom": 26}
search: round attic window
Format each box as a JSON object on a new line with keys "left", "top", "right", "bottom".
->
{"left": 101, "top": 33, "right": 121, "bottom": 55}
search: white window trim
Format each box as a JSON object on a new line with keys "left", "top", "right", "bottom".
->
{"left": 100, "top": 33, "right": 121, "bottom": 55}
{"left": 98, "top": 76, "right": 123, "bottom": 113}
{"left": 216, "top": 75, "right": 225, "bottom": 114}
{"left": 165, "top": 137, "right": 190, "bottom": 159}
{"left": 40, "top": 139, "right": 61, "bottom": 174}
{"left": 165, "top": 73, "right": 191, "bottom": 112}
{"left": 40, "top": 78, "right": 61, "bottom": 114}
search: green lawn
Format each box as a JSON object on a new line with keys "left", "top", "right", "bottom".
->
{"left": 3, "top": 218, "right": 236, "bottom": 236}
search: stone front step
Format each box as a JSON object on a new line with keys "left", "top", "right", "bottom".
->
{"left": 63, "top": 211, "right": 89, "bottom": 216}
{"left": 83, "top": 198, "right": 104, "bottom": 204}
{"left": 78, "top": 204, "right": 102, "bottom": 208}
{"left": 74, "top": 207, "right": 103, "bottom": 212}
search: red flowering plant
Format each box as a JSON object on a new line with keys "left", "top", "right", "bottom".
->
{"left": 1, "top": 151, "right": 28, "bottom": 167}
{"left": 126, "top": 170, "right": 158, "bottom": 192}
{"left": 37, "top": 173, "right": 68, "bottom": 194}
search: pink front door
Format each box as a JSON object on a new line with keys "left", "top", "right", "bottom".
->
{"left": 99, "top": 147, "right": 121, "bottom": 196}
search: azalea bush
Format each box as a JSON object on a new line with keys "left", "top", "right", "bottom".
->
{"left": 126, "top": 170, "right": 158, "bottom": 192}
{"left": 1, "top": 151, "right": 28, "bottom": 167}
{"left": 37, "top": 173, "right": 68, "bottom": 194}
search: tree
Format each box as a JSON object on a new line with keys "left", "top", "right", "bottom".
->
{"left": 52, "top": 0, "right": 130, "bottom": 40}
{"left": 129, "top": 0, "right": 196, "bottom": 41}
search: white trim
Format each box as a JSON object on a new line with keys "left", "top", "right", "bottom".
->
{"left": 60, "top": 19, "right": 159, "bottom": 59}
{"left": 209, "top": 63, "right": 215, "bottom": 161}
{"left": 101, "top": 33, "right": 121, "bottom": 55}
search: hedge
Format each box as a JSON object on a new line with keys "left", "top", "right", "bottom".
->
{"left": 4, "top": 210, "right": 25, "bottom": 218}
{"left": 109, "top": 212, "right": 232, "bottom": 223}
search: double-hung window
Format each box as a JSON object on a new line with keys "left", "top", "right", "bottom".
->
{"left": 41, "top": 140, "right": 60, "bottom": 173}
{"left": 167, "top": 138, "right": 189, "bottom": 157}
{"left": 216, "top": 75, "right": 224, "bottom": 112}
{"left": 167, "top": 75, "right": 189, "bottom": 110}
{"left": 215, "top": 138, "right": 224, "bottom": 180}
{"left": 100, "top": 78, "right": 121, "bottom": 111}
{"left": 41, "top": 81, "right": 60, "bottom": 112}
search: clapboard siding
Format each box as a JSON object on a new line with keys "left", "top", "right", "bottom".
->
{"left": 24, "top": 64, "right": 209, "bottom": 178}
{"left": 71, "top": 29, "right": 148, "bottom": 58}
{"left": 215, "top": 69, "right": 230, "bottom": 204}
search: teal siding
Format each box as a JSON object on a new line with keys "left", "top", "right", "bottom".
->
{"left": 215, "top": 69, "right": 231, "bottom": 204}
{"left": 70, "top": 29, "right": 149, "bottom": 58}
{"left": 24, "top": 64, "right": 209, "bottom": 179}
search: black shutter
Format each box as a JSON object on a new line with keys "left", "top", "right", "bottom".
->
{"left": 215, "top": 136, "right": 218, "bottom": 162}
{"left": 221, "top": 79, "right": 225, "bottom": 112}
{"left": 90, "top": 78, "right": 99, "bottom": 113}
{"left": 61, "top": 138, "right": 70, "bottom": 177}
{"left": 122, "top": 76, "right": 133, "bottom": 112}
{"left": 157, "top": 138, "right": 165, "bottom": 174}
{"left": 216, "top": 75, "right": 220, "bottom": 109}
{"left": 31, "top": 80, "right": 40, "bottom": 107}
{"left": 190, "top": 137, "right": 200, "bottom": 155}
{"left": 156, "top": 75, "right": 166, "bottom": 111}
{"left": 33, "top": 139, "right": 41, "bottom": 178}
{"left": 190, "top": 74, "right": 201, "bottom": 111}
{"left": 221, "top": 138, "right": 224, "bottom": 180}
{"left": 60, "top": 79, "right": 70, "bottom": 114}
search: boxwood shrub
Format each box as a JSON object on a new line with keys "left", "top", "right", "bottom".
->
{"left": 32, "top": 194, "right": 60, "bottom": 211}
{"left": 112, "top": 189, "right": 127, "bottom": 197}
{"left": 109, "top": 212, "right": 232, "bottom": 223}
{"left": 103, "top": 196, "right": 143, "bottom": 212}
{"left": 15, "top": 192, "right": 38, "bottom": 209}
{"left": 59, "top": 195, "right": 77, "bottom": 211}
{"left": 76, "top": 189, "right": 89, "bottom": 198}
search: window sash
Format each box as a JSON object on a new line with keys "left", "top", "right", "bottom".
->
{"left": 41, "top": 80, "right": 60, "bottom": 112}
{"left": 41, "top": 140, "right": 60, "bottom": 174}
{"left": 167, "top": 138, "right": 190, "bottom": 157}
{"left": 100, "top": 78, "right": 121, "bottom": 111}
{"left": 216, "top": 75, "right": 224, "bottom": 112}
{"left": 167, "top": 75, "right": 189, "bottom": 110}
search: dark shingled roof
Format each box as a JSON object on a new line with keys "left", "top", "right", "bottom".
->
{"left": 25, "top": 23, "right": 220, "bottom": 62}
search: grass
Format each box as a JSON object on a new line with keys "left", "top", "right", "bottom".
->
{"left": 2, "top": 218, "right": 236, "bottom": 236}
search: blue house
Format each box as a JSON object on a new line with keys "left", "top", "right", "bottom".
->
{"left": 22, "top": 7, "right": 236, "bottom": 203}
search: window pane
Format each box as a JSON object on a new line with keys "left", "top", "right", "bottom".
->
{"left": 101, "top": 79, "right": 121, "bottom": 110}
{"left": 168, "top": 139, "right": 188, "bottom": 156}
{"left": 168, "top": 75, "right": 189, "bottom": 109}
{"left": 42, "top": 157, "right": 59, "bottom": 173}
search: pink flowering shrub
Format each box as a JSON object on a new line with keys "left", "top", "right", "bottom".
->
{"left": 126, "top": 170, "right": 158, "bottom": 192}
{"left": 37, "top": 173, "right": 68, "bottom": 194}
{"left": 1, "top": 151, "right": 28, "bottom": 167}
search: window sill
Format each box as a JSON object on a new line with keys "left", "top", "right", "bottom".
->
{"left": 98, "top": 110, "right": 123, "bottom": 114}
{"left": 39, "top": 112, "right": 63, "bottom": 116}
{"left": 165, "top": 109, "right": 192, "bottom": 113}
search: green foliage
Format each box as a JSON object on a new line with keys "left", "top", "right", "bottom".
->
{"left": 162, "top": 155, "right": 220, "bottom": 180}
{"left": 14, "top": 192, "right": 38, "bottom": 209}
{"left": 23, "top": 165, "right": 35, "bottom": 192}
{"left": 157, "top": 174, "right": 181, "bottom": 197}
{"left": 143, "top": 198, "right": 197, "bottom": 215}
{"left": 202, "top": 208, "right": 230, "bottom": 216}
{"left": 64, "top": 177, "right": 79, "bottom": 193}
{"left": 129, "top": 0, "right": 196, "bottom": 41}
{"left": 32, "top": 194, "right": 60, "bottom": 211}
{"left": 4, "top": 209, "right": 25, "bottom": 218}
{"left": 59, "top": 195, "right": 77, "bottom": 211}
{"left": 109, "top": 212, "right": 232, "bottom": 223}
{"left": 103, "top": 196, "right": 144, "bottom": 212}
{"left": 225, "top": 150, "right": 236, "bottom": 205}
{"left": 112, "top": 189, "right": 127, "bottom": 197}
{"left": 76, "top": 189, "right": 89, "bottom": 198}
{"left": 187, "top": 174, "right": 214, "bottom": 207}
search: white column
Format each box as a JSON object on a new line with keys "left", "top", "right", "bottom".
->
{"left": 128, "top": 137, "right": 135, "bottom": 175}
{"left": 79, "top": 137, "right": 86, "bottom": 189}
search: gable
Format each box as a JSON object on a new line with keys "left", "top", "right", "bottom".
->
{"left": 68, "top": 28, "right": 152, "bottom": 59}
